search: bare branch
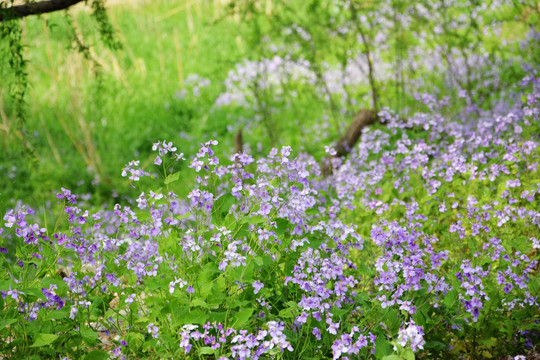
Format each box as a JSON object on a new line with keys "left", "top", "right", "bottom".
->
{"left": 0, "top": 0, "right": 84, "bottom": 22}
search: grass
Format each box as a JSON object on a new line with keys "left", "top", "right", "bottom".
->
{"left": 0, "top": 0, "right": 250, "bottom": 212}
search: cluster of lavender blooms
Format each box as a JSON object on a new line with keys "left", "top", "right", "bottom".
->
{"left": 214, "top": 55, "right": 315, "bottom": 108}
{"left": 1, "top": 73, "right": 539, "bottom": 359}
{"left": 371, "top": 220, "right": 450, "bottom": 312}
{"left": 178, "top": 321, "right": 292, "bottom": 360}
{"left": 175, "top": 73, "right": 211, "bottom": 99}
{"left": 212, "top": 50, "right": 390, "bottom": 114}
{"left": 207, "top": 0, "right": 535, "bottom": 146}
{"left": 213, "top": 41, "right": 513, "bottom": 116}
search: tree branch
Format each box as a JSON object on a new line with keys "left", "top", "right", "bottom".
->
{"left": 334, "top": 108, "right": 378, "bottom": 158}
{"left": 321, "top": 108, "right": 379, "bottom": 176}
{"left": 0, "top": 0, "right": 85, "bottom": 22}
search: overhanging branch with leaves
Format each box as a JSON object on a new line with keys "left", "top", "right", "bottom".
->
{"left": 0, "top": 0, "right": 84, "bottom": 22}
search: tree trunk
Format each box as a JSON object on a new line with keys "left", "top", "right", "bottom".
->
{"left": 234, "top": 128, "right": 243, "bottom": 154}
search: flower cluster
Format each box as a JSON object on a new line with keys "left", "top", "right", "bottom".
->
{"left": 178, "top": 322, "right": 293, "bottom": 360}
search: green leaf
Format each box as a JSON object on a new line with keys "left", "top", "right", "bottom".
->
{"left": 145, "top": 277, "right": 167, "bottom": 291}
{"left": 403, "top": 349, "right": 415, "bottom": 360}
{"left": 216, "top": 275, "right": 227, "bottom": 292}
{"left": 143, "top": 338, "right": 158, "bottom": 351}
{"left": 375, "top": 337, "right": 393, "bottom": 359}
{"left": 47, "top": 309, "right": 69, "bottom": 320}
{"left": 184, "top": 310, "right": 208, "bottom": 325}
{"left": 254, "top": 256, "right": 264, "bottom": 266}
{"left": 199, "top": 281, "right": 213, "bottom": 298}
{"left": 382, "top": 309, "right": 400, "bottom": 332}
{"left": 479, "top": 337, "right": 497, "bottom": 347}
{"left": 24, "top": 287, "right": 44, "bottom": 299}
{"left": 357, "top": 263, "right": 371, "bottom": 276}
{"left": 235, "top": 223, "right": 250, "bottom": 239}
{"left": 213, "top": 193, "right": 235, "bottom": 223}
{"left": 198, "top": 263, "right": 218, "bottom": 297}
{"left": 80, "top": 325, "right": 98, "bottom": 346}
{"left": 85, "top": 350, "right": 110, "bottom": 360}
{"left": 127, "top": 332, "right": 144, "bottom": 347}
{"left": 233, "top": 308, "right": 253, "bottom": 328}
{"left": 279, "top": 307, "right": 295, "bottom": 319}
{"left": 30, "top": 333, "right": 58, "bottom": 347}
{"left": 0, "top": 318, "right": 17, "bottom": 329}
{"left": 246, "top": 215, "right": 266, "bottom": 225}
{"left": 382, "top": 356, "right": 401, "bottom": 360}
{"left": 208, "top": 311, "right": 227, "bottom": 323}
{"left": 482, "top": 350, "right": 493, "bottom": 358}
{"left": 444, "top": 290, "right": 458, "bottom": 308}
{"left": 198, "top": 347, "right": 216, "bottom": 355}
{"left": 175, "top": 212, "right": 193, "bottom": 221}
{"left": 275, "top": 218, "right": 291, "bottom": 236}
{"left": 507, "top": 236, "right": 530, "bottom": 252}
{"left": 164, "top": 172, "right": 180, "bottom": 185}
{"left": 191, "top": 298, "right": 210, "bottom": 309}
{"left": 425, "top": 341, "right": 447, "bottom": 351}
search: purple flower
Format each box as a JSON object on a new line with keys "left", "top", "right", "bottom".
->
{"left": 506, "top": 179, "right": 521, "bottom": 188}
{"left": 326, "top": 317, "right": 340, "bottom": 335}
{"left": 56, "top": 188, "right": 77, "bottom": 204}
{"left": 398, "top": 322, "right": 425, "bottom": 351}
{"left": 252, "top": 280, "right": 264, "bottom": 294}
{"left": 3, "top": 210, "right": 16, "bottom": 227}
{"left": 69, "top": 306, "right": 78, "bottom": 320}
{"left": 312, "top": 327, "right": 321, "bottom": 340}
{"left": 125, "top": 294, "right": 136, "bottom": 304}
{"left": 121, "top": 160, "right": 148, "bottom": 181}
{"left": 152, "top": 140, "right": 177, "bottom": 156}
{"left": 147, "top": 323, "right": 159, "bottom": 339}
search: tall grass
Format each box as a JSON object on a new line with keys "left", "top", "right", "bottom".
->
{"left": 0, "top": 0, "right": 247, "bottom": 212}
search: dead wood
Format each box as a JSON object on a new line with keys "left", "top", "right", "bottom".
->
{"left": 322, "top": 108, "right": 379, "bottom": 176}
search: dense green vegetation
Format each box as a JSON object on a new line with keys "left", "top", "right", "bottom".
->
{"left": 0, "top": 0, "right": 539, "bottom": 359}
{"left": 1, "top": 0, "right": 250, "bottom": 210}
{"left": 1, "top": 0, "right": 536, "bottom": 212}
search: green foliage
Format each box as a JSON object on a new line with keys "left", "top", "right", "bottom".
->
{"left": 0, "top": 9, "right": 27, "bottom": 127}
{"left": 1, "top": 0, "right": 538, "bottom": 213}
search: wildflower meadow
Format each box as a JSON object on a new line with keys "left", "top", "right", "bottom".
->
{"left": 0, "top": 0, "right": 539, "bottom": 359}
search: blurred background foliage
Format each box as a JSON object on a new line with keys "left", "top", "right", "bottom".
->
{"left": 0, "top": 0, "right": 538, "bottom": 213}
